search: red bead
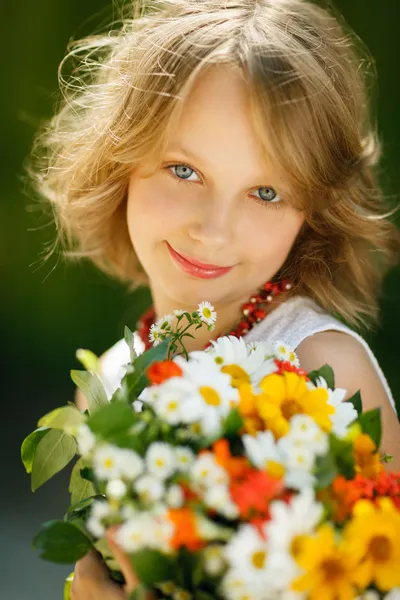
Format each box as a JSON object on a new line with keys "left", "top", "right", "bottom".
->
{"left": 253, "top": 308, "right": 266, "bottom": 322}
{"left": 263, "top": 281, "right": 273, "bottom": 292}
{"left": 271, "top": 283, "right": 281, "bottom": 296}
{"left": 241, "top": 302, "right": 256, "bottom": 316}
{"left": 249, "top": 293, "right": 264, "bottom": 304}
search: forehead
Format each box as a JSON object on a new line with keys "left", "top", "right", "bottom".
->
{"left": 165, "top": 64, "right": 288, "bottom": 184}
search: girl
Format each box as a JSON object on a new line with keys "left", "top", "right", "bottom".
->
{"left": 28, "top": 0, "right": 399, "bottom": 597}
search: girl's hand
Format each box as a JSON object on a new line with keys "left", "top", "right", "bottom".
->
{"left": 70, "top": 526, "right": 153, "bottom": 600}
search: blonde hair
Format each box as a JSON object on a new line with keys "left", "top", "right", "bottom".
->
{"left": 26, "top": 0, "right": 399, "bottom": 329}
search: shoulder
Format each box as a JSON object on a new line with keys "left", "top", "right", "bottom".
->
{"left": 295, "top": 330, "right": 388, "bottom": 408}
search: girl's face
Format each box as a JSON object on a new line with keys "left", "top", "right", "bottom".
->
{"left": 126, "top": 65, "right": 305, "bottom": 313}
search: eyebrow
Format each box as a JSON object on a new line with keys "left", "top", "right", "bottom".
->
{"left": 166, "top": 143, "right": 277, "bottom": 186}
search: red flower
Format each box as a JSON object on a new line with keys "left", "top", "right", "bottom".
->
{"left": 213, "top": 439, "right": 251, "bottom": 479}
{"left": 230, "top": 469, "right": 284, "bottom": 520}
{"left": 274, "top": 358, "right": 308, "bottom": 379}
{"left": 146, "top": 360, "right": 183, "bottom": 385}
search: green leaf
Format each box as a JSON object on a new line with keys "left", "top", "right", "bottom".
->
{"left": 63, "top": 572, "right": 74, "bottom": 600}
{"left": 70, "top": 370, "right": 108, "bottom": 413}
{"left": 38, "top": 405, "right": 84, "bottom": 431}
{"left": 347, "top": 390, "right": 362, "bottom": 416}
{"left": 21, "top": 427, "right": 49, "bottom": 474}
{"left": 195, "top": 592, "right": 215, "bottom": 600}
{"left": 122, "top": 338, "right": 170, "bottom": 398}
{"left": 314, "top": 451, "right": 337, "bottom": 490}
{"left": 130, "top": 549, "right": 174, "bottom": 587}
{"left": 76, "top": 349, "right": 101, "bottom": 373}
{"left": 307, "top": 364, "right": 335, "bottom": 389}
{"left": 87, "top": 402, "right": 136, "bottom": 440}
{"left": 329, "top": 435, "right": 355, "bottom": 479}
{"left": 31, "top": 429, "right": 77, "bottom": 491}
{"left": 359, "top": 407, "right": 382, "bottom": 448}
{"left": 33, "top": 520, "right": 92, "bottom": 564}
{"left": 69, "top": 457, "right": 96, "bottom": 505}
{"left": 125, "top": 326, "right": 138, "bottom": 363}
{"left": 223, "top": 408, "right": 244, "bottom": 437}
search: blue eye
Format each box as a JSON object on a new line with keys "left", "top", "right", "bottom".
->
{"left": 165, "top": 163, "right": 283, "bottom": 208}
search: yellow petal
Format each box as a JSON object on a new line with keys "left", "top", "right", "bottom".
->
{"left": 283, "top": 371, "right": 305, "bottom": 400}
{"left": 259, "top": 373, "right": 286, "bottom": 403}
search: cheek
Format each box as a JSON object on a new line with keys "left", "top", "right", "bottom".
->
{"left": 127, "top": 176, "right": 186, "bottom": 239}
{"left": 244, "top": 206, "right": 305, "bottom": 264}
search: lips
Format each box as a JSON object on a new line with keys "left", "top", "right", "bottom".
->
{"left": 166, "top": 242, "right": 234, "bottom": 279}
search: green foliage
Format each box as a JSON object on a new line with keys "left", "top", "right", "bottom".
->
{"left": 130, "top": 549, "right": 174, "bottom": 587}
{"left": 76, "top": 349, "right": 101, "bottom": 373}
{"left": 87, "top": 402, "right": 137, "bottom": 439}
{"left": 38, "top": 405, "right": 84, "bottom": 430}
{"left": 358, "top": 407, "right": 382, "bottom": 448}
{"left": 70, "top": 369, "right": 109, "bottom": 413}
{"left": 114, "top": 337, "right": 170, "bottom": 401}
{"left": 125, "top": 326, "right": 138, "bottom": 363}
{"left": 69, "top": 457, "right": 96, "bottom": 505}
{"left": 31, "top": 429, "right": 77, "bottom": 491}
{"left": 21, "top": 427, "right": 49, "bottom": 474}
{"left": 222, "top": 408, "right": 244, "bottom": 437}
{"left": 307, "top": 364, "right": 335, "bottom": 389}
{"left": 33, "top": 520, "right": 92, "bottom": 563}
{"left": 347, "top": 390, "right": 363, "bottom": 416}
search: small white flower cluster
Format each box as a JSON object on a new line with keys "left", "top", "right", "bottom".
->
{"left": 222, "top": 488, "right": 323, "bottom": 600}
{"left": 149, "top": 301, "right": 217, "bottom": 346}
{"left": 243, "top": 414, "right": 329, "bottom": 491}
{"left": 85, "top": 441, "right": 194, "bottom": 548}
{"left": 191, "top": 452, "right": 238, "bottom": 519}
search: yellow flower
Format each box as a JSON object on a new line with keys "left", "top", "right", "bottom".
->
{"left": 353, "top": 433, "right": 383, "bottom": 478}
{"left": 257, "top": 372, "right": 334, "bottom": 439}
{"left": 342, "top": 497, "right": 400, "bottom": 591}
{"left": 221, "top": 364, "right": 251, "bottom": 389}
{"left": 291, "top": 523, "right": 360, "bottom": 600}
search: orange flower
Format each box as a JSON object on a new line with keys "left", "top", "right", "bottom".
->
{"left": 146, "top": 360, "right": 183, "bottom": 385}
{"left": 230, "top": 469, "right": 284, "bottom": 520}
{"left": 213, "top": 439, "right": 250, "bottom": 479}
{"left": 167, "top": 508, "right": 204, "bottom": 552}
{"left": 353, "top": 433, "right": 383, "bottom": 478}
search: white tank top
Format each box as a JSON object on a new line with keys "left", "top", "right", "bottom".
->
{"left": 99, "top": 295, "right": 397, "bottom": 416}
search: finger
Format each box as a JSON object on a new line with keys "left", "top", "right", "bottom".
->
{"left": 74, "top": 549, "right": 110, "bottom": 582}
{"left": 106, "top": 525, "right": 140, "bottom": 593}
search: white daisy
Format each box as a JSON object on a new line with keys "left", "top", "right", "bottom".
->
{"left": 383, "top": 591, "right": 400, "bottom": 600}
{"left": 224, "top": 525, "right": 273, "bottom": 592}
{"left": 274, "top": 341, "right": 300, "bottom": 367}
{"left": 191, "top": 453, "right": 229, "bottom": 490}
{"left": 287, "top": 414, "right": 329, "bottom": 456}
{"left": 173, "top": 309, "right": 187, "bottom": 317}
{"left": 221, "top": 569, "right": 265, "bottom": 600}
{"left": 166, "top": 484, "right": 184, "bottom": 508}
{"left": 86, "top": 516, "right": 105, "bottom": 538}
{"left": 93, "top": 444, "right": 125, "bottom": 480}
{"left": 243, "top": 430, "right": 286, "bottom": 477}
{"left": 115, "top": 515, "right": 151, "bottom": 553}
{"left": 146, "top": 442, "right": 176, "bottom": 480}
{"left": 175, "top": 446, "right": 195, "bottom": 471}
{"left": 135, "top": 474, "right": 165, "bottom": 504}
{"left": 106, "top": 479, "right": 127, "bottom": 500}
{"left": 308, "top": 376, "right": 358, "bottom": 438}
{"left": 116, "top": 448, "right": 145, "bottom": 481}
{"left": 204, "top": 485, "right": 239, "bottom": 519}
{"left": 76, "top": 424, "right": 96, "bottom": 457}
{"left": 197, "top": 301, "right": 217, "bottom": 328}
{"left": 203, "top": 544, "right": 226, "bottom": 576}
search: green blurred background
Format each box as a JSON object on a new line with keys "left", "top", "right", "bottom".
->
{"left": 2, "top": 1, "right": 399, "bottom": 598}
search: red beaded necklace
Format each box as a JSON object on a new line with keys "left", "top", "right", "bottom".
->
{"left": 136, "top": 278, "right": 294, "bottom": 352}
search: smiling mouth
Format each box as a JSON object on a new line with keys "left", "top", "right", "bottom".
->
{"left": 166, "top": 242, "right": 235, "bottom": 279}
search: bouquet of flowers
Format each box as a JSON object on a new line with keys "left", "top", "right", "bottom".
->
{"left": 21, "top": 302, "right": 400, "bottom": 600}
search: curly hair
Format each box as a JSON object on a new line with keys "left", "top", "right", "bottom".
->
{"left": 26, "top": 0, "right": 399, "bottom": 329}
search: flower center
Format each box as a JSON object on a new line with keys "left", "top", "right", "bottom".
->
{"left": 200, "top": 386, "right": 221, "bottom": 406}
{"left": 156, "top": 458, "right": 165, "bottom": 467}
{"left": 290, "top": 535, "right": 307, "bottom": 559}
{"left": 369, "top": 535, "right": 391, "bottom": 561}
{"left": 103, "top": 458, "right": 114, "bottom": 469}
{"left": 251, "top": 550, "right": 267, "bottom": 569}
{"left": 222, "top": 365, "right": 251, "bottom": 389}
{"left": 281, "top": 399, "right": 302, "bottom": 420}
{"left": 167, "top": 401, "right": 178, "bottom": 411}
{"left": 320, "top": 558, "right": 345, "bottom": 582}
{"left": 203, "top": 308, "right": 212, "bottom": 318}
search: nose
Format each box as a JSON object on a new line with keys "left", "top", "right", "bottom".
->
{"left": 187, "top": 194, "right": 236, "bottom": 250}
